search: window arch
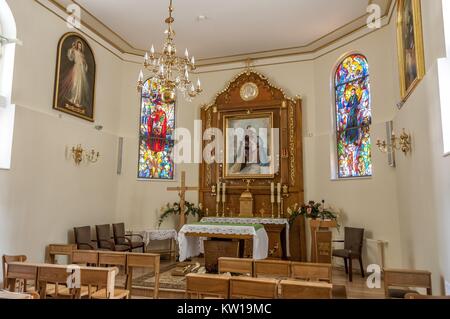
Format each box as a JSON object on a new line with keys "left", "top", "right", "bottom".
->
{"left": 334, "top": 54, "right": 372, "bottom": 178}
{"left": 0, "top": 0, "right": 17, "bottom": 170}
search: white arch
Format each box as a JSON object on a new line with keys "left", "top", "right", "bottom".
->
{"left": 0, "top": 0, "right": 16, "bottom": 169}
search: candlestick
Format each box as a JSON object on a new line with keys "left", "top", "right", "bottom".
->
{"left": 222, "top": 183, "right": 226, "bottom": 203}
{"left": 277, "top": 183, "right": 281, "bottom": 204}
{"left": 216, "top": 182, "right": 221, "bottom": 203}
{"left": 271, "top": 183, "right": 275, "bottom": 204}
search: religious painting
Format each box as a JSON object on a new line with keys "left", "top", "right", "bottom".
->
{"left": 335, "top": 54, "right": 372, "bottom": 179}
{"left": 397, "top": 0, "right": 425, "bottom": 102}
{"left": 224, "top": 113, "right": 274, "bottom": 179}
{"left": 53, "top": 33, "right": 96, "bottom": 122}
{"left": 138, "top": 79, "right": 175, "bottom": 180}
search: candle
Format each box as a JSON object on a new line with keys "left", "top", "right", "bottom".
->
{"left": 277, "top": 183, "right": 282, "bottom": 204}
{"left": 216, "top": 182, "right": 221, "bottom": 203}
{"left": 222, "top": 183, "right": 226, "bottom": 203}
{"left": 271, "top": 183, "right": 275, "bottom": 203}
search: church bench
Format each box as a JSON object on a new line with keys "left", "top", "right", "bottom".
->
{"left": 79, "top": 267, "right": 129, "bottom": 299}
{"left": 254, "top": 260, "right": 291, "bottom": 279}
{"left": 384, "top": 268, "right": 432, "bottom": 298}
{"left": 0, "top": 290, "right": 39, "bottom": 299}
{"left": 279, "top": 280, "right": 333, "bottom": 299}
{"left": 290, "top": 262, "right": 333, "bottom": 283}
{"left": 218, "top": 257, "right": 253, "bottom": 276}
{"left": 229, "top": 277, "right": 278, "bottom": 299}
{"left": 126, "top": 253, "right": 160, "bottom": 299}
{"left": 4, "top": 262, "right": 37, "bottom": 293}
{"left": 98, "top": 251, "right": 129, "bottom": 289}
{"left": 2, "top": 255, "right": 28, "bottom": 290}
{"left": 72, "top": 250, "right": 99, "bottom": 266}
{"left": 185, "top": 273, "right": 230, "bottom": 299}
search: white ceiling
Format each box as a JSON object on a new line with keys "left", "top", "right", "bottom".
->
{"left": 74, "top": 0, "right": 375, "bottom": 60}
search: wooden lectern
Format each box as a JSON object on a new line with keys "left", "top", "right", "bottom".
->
{"left": 310, "top": 219, "right": 338, "bottom": 263}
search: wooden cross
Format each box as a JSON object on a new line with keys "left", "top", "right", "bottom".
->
{"left": 166, "top": 171, "right": 199, "bottom": 230}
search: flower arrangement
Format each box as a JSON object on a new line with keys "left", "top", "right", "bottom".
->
{"left": 158, "top": 201, "right": 203, "bottom": 228}
{"left": 287, "top": 200, "right": 340, "bottom": 227}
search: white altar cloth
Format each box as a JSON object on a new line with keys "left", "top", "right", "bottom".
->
{"left": 201, "top": 217, "right": 291, "bottom": 257}
{"left": 178, "top": 224, "right": 269, "bottom": 262}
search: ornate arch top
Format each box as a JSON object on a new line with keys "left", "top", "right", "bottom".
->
{"left": 204, "top": 70, "right": 296, "bottom": 109}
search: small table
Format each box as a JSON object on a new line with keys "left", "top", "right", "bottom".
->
{"left": 131, "top": 229, "right": 178, "bottom": 261}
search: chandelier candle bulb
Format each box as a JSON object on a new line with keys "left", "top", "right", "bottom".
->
{"left": 185, "top": 49, "right": 189, "bottom": 58}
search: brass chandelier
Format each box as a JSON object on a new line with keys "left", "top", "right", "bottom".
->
{"left": 137, "top": 0, "right": 202, "bottom": 103}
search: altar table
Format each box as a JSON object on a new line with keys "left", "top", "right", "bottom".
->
{"left": 201, "top": 217, "right": 290, "bottom": 258}
{"left": 178, "top": 223, "right": 269, "bottom": 262}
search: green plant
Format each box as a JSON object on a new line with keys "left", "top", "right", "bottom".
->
{"left": 287, "top": 200, "right": 339, "bottom": 227}
{"left": 158, "top": 202, "right": 203, "bottom": 228}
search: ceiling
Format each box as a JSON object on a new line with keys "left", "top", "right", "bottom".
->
{"left": 49, "top": 0, "right": 393, "bottom": 64}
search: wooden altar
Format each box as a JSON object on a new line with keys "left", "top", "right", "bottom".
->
{"left": 198, "top": 70, "right": 306, "bottom": 261}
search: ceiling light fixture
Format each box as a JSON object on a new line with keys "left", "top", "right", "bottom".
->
{"left": 137, "top": 0, "right": 202, "bottom": 103}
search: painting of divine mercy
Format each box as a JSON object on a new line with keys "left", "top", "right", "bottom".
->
{"left": 53, "top": 33, "right": 96, "bottom": 122}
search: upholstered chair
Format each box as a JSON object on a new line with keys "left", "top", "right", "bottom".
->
{"left": 332, "top": 227, "right": 365, "bottom": 282}
{"left": 96, "top": 224, "right": 130, "bottom": 252}
{"left": 112, "top": 223, "right": 145, "bottom": 253}
{"left": 73, "top": 226, "right": 97, "bottom": 250}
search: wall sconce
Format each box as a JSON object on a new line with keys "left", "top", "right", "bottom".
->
{"left": 71, "top": 145, "right": 100, "bottom": 165}
{"left": 376, "top": 128, "right": 412, "bottom": 155}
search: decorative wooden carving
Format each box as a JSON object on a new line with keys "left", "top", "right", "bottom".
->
{"left": 198, "top": 70, "right": 306, "bottom": 261}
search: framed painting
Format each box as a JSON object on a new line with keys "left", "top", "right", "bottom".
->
{"left": 397, "top": 0, "right": 425, "bottom": 102}
{"left": 223, "top": 112, "right": 275, "bottom": 179}
{"left": 137, "top": 79, "right": 175, "bottom": 181}
{"left": 53, "top": 33, "right": 96, "bottom": 122}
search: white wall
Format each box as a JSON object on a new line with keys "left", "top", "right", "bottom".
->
{"left": 393, "top": 0, "right": 450, "bottom": 294}
{"left": 0, "top": 0, "right": 122, "bottom": 275}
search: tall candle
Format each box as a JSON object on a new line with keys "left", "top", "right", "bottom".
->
{"left": 216, "top": 182, "right": 221, "bottom": 203}
{"left": 277, "top": 183, "right": 282, "bottom": 203}
{"left": 222, "top": 183, "right": 226, "bottom": 203}
{"left": 271, "top": 183, "right": 275, "bottom": 203}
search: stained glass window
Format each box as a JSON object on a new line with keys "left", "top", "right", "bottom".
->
{"left": 335, "top": 54, "right": 372, "bottom": 178}
{"left": 138, "top": 79, "right": 175, "bottom": 180}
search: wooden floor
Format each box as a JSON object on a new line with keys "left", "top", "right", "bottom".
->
{"left": 129, "top": 261, "right": 385, "bottom": 299}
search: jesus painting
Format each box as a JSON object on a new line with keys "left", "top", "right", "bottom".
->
{"left": 54, "top": 33, "right": 96, "bottom": 122}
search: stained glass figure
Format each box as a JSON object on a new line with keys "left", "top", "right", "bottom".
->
{"left": 138, "top": 79, "right": 175, "bottom": 180}
{"left": 335, "top": 54, "right": 372, "bottom": 178}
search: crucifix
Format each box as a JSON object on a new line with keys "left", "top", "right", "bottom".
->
{"left": 166, "top": 171, "right": 199, "bottom": 230}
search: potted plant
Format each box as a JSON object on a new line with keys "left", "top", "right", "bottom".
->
{"left": 287, "top": 200, "right": 340, "bottom": 228}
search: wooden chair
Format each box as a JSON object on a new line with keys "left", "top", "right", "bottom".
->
{"left": 85, "top": 267, "right": 129, "bottom": 299}
{"left": 218, "top": 257, "right": 253, "bottom": 276}
{"left": 290, "top": 262, "right": 333, "bottom": 283}
{"left": 113, "top": 223, "right": 145, "bottom": 253}
{"left": 126, "top": 253, "right": 160, "bottom": 299}
{"left": 96, "top": 224, "right": 130, "bottom": 252}
{"left": 332, "top": 227, "right": 365, "bottom": 282}
{"left": 384, "top": 269, "right": 432, "bottom": 299}
{"left": 229, "top": 277, "right": 278, "bottom": 299}
{"left": 254, "top": 260, "right": 290, "bottom": 279}
{"left": 4, "top": 262, "right": 37, "bottom": 293}
{"left": 98, "top": 251, "right": 128, "bottom": 288}
{"left": 37, "top": 265, "right": 81, "bottom": 299}
{"left": 72, "top": 250, "right": 99, "bottom": 266}
{"left": 279, "top": 280, "right": 333, "bottom": 299}
{"left": 47, "top": 244, "right": 77, "bottom": 264}
{"left": 2, "top": 255, "right": 27, "bottom": 290}
{"left": 185, "top": 274, "right": 230, "bottom": 299}
{"left": 74, "top": 226, "right": 98, "bottom": 250}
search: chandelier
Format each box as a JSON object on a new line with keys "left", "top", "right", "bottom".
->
{"left": 137, "top": 0, "right": 202, "bottom": 103}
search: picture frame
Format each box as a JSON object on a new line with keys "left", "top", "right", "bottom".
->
{"left": 396, "top": 0, "right": 425, "bottom": 103}
{"left": 53, "top": 32, "right": 96, "bottom": 122}
{"left": 223, "top": 112, "right": 275, "bottom": 179}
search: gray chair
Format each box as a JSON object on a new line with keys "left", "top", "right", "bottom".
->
{"left": 95, "top": 224, "right": 130, "bottom": 252}
{"left": 333, "top": 227, "right": 365, "bottom": 282}
{"left": 112, "top": 223, "right": 145, "bottom": 253}
{"left": 74, "top": 226, "right": 97, "bottom": 250}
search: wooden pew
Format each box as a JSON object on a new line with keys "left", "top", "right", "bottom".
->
{"left": 47, "top": 244, "right": 77, "bottom": 264}
{"left": 85, "top": 267, "right": 129, "bottom": 299}
{"left": 72, "top": 250, "right": 99, "bottom": 266}
{"left": 279, "top": 280, "right": 333, "bottom": 299}
{"left": 2, "top": 255, "right": 28, "bottom": 290}
{"left": 126, "top": 253, "right": 160, "bottom": 299}
{"left": 0, "top": 290, "right": 39, "bottom": 299}
{"left": 185, "top": 274, "right": 230, "bottom": 299}
{"left": 37, "top": 264, "right": 82, "bottom": 299}
{"left": 229, "top": 277, "right": 278, "bottom": 299}
{"left": 218, "top": 257, "right": 253, "bottom": 276}
{"left": 384, "top": 269, "right": 432, "bottom": 298}
{"left": 4, "top": 262, "right": 38, "bottom": 294}
{"left": 254, "top": 260, "right": 290, "bottom": 279}
{"left": 98, "top": 251, "right": 128, "bottom": 289}
{"left": 290, "top": 262, "right": 333, "bottom": 283}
